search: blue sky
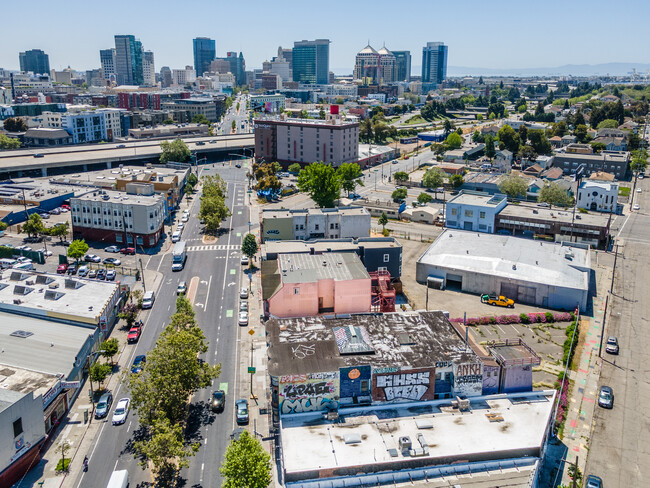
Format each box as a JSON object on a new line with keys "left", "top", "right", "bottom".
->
{"left": 4, "top": 0, "right": 648, "bottom": 74}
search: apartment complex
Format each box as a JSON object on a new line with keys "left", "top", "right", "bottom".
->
{"left": 261, "top": 207, "right": 370, "bottom": 242}
{"left": 71, "top": 188, "right": 166, "bottom": 248}
{"left": 254, "top": 112, "right": 359, "bottom": 167}
{"left": 552, "top": 151, "right": 629, "bottom": 180}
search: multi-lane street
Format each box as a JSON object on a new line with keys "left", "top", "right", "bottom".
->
{"left": 71, "top": 163, "right": 250, "bottom": 488}
{"left": 216, "top": 94, "right": 250, "bottom": 136}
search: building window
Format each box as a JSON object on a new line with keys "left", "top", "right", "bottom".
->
{"left": 13, "top": 418, "right": 23, "bottom": 438}
{"left": 296, "top": 224, "right": 300, "bottom": 230}
{"left": 294, "top": 287, "right": 300, "bottom": 295}
{"left": 383, "top": 254, "right": 390, "bottom": 263}
{"left": 464, "top": 209, "right": 473, "bottom": 217}
{"left": 116, "top": 234, "right": 123, "bottom": 243}
{"left": 314, "top": 224, "right": 319, "bottom": 230}
{"left": 479, "top": 212, "right": 486, "bottom": 219}
{"left": 378, "top": 266, "right": 387, "bottom": 272}
{"left": 451, "top": 208, "right": 458, "bottom": 216}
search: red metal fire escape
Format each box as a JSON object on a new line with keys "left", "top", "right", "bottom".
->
{"left": 370, "top": 270, "right": 396, "bottom": 312}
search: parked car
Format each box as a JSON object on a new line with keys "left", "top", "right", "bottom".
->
{"left": 633, "top": 204, "right": 640, "bottom": 211}
{"left": 77, "top": 265, "right": 89, "bottom": 277}
{"left": 96, "top": 269, "right": 106, "bottom": 280}
{"left": 50, "top": 208, "right": 61, "bottom": 215}
{"left": 177, "top": 281, "right": 187, "bottom": 295}
{"left": 181, "top": 215, "right": 189, "bottom": 223}
{"left": 84, "top": 254, "right": 101, "bottom": 263}
{"left": 128, "top": 322, "right": 142, "bottom": 343}
{"left": 240, "top": 287, "right": 248, "bottom": 299}
{"left": 33, "top": 153, "right": 44, "bottom": 158}
{"left": 88, "top": 269, "right": 98, "bottom": 279}
{"left": 598, "top": 385, "right": 614, "bottom": 409}
{"left": 105, "top": 269, "right": 116, "bottom": 281}
{"left": 241, "top": 256, "right": 249, "bottom": 266}
{"left": 105, "top": 245, "right": 121, "bottom": 253}
{"left": 235, "top": 399, "right": 249, "bottom": 424}
{"left": 141, "top": 291, "right": 155, "bottom": 309}
{"left": 120, "top": 247, "right": 135, "bottom": 255}
{"left": 211, "top": 390, "right": 225, "bottom": 412}
{"left": 67, "top": 263, "right": 78, "bottom": 275}
{"left": 103, "top": 257, "right": 121, "bottom": 266}
{"left": 16, "top": 257, "right": 32, "bottom": 264}
{"left": 605, "top": 336, "right": 619, "bottom": 355}
{"left": 112, "top": 398, "right": 130, "bottom": 425}
{"left": 95, "top": 391, "right": 113, "bottom": 419}
{"left": 131, "top": 355, "right": 146, "bottom": 374}
{"left": 480, "top": 294, "right": 515, "bottom": 308}
{"left": 238, "top": 311, "right": 248, "bottom": 326}
{"left": 585, "top": 475, "right": 603, "bottom": 488}
{"left": 38, "top": 248, "right": 52, "bottom": 256}
{"left": 239, "top": 300, "right": 248, "bottom": 312}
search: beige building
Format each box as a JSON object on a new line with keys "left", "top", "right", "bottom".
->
{"left": 261, "top": 207, "right": 370, "bottom": 242}
{"left": 254, "top": 114, "right": 359, "bottom": 167}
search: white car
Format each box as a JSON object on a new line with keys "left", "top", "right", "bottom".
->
{"left": 240, "top": 300, "right": 248, "bottom": 312}
{"left": 238, "top": 311, "right": 249, "bottom": 326}
{"left": 181, "top": 215, "right": 189, "bottom": 223}
{"left": 633, "top": 204, "right": 640, "bottom": 210}
{"left": 38, "top": 248, "right": 52, "bottom": 257}
{"left": 637, "top": 188, "right": 642, "bottom": 193}
{"left": 240, "top": 287, "right": 248, "bottom": 299}
{"left": 77, "top": 265, "right": 89, "bottom": 277}
{"left": 16, "top": 257, "right": 32, "bottom": 264}
{"left": 241, "top": 256, "right": 249, "bottom": 266}
{"left": 112, "top": 398, "right": 130, "bottom": 425}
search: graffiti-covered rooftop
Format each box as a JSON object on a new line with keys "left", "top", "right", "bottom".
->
{"left": 266, "top": 311, "right": 478, "bottom": 377}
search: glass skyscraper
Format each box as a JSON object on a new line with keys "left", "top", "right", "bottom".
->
{"left": 193, "top": 37, "right": 216, "bottom": 77}
{"left": 292, "top": 39, "right": 330, "bottom": 85}
{"left": 392, "top": 51, "right": 412, "bottom": 82}
{"left": 421, "top": 42, "right": 448, "bottom": 85}
{"left": 19, "top": 49, "right": 50, "bottom": 75}
{"left": 114, "top": 35, "right": 144, "bottom": 86}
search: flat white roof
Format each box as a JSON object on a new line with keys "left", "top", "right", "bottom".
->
{"left": 418, "top": 229, "right": 590, "bottom": 290}
{"left": 281, "top": 390, "right": 555, "bottom": 477}
{"left": 0, "top": 271, "right": 119, "bottom": 324}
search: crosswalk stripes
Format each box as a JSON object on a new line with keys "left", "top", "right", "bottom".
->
{"left": 187, "top": 244, "right": 240, "bottom": 252}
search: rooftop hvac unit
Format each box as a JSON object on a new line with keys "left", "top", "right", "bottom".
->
{"left": 398, "top": 436, "right": 412, "bottom": 453}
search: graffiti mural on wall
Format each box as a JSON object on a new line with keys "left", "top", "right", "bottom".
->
{"left": 279, "top": 372, "right": 339, "bottom": 415}
{"left": 372, "top": 368, "right": 436, "bottom": 402}
{"left": 453, "top": 362, "right": 484, "bottom": 397}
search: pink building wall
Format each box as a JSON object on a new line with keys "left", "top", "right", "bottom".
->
{"left": 268, "top": 278, "right": 371, "bottom": 318}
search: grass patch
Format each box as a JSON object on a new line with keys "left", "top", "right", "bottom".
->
{"left": 619, "top": 187, "right": 631, "bottom": 196}
{"left": 56, "top": 458, "right": 71, "bottom": 473}
{"left": 401, "top": 115, "right": 426, "bottom": 126}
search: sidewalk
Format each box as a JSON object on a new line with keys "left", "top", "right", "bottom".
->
{"left": 13, "top": 269, "right": 164, "bottom": 488}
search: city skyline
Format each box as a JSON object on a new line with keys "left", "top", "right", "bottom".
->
{"left": 2, "top": 0, "right": 648, "bottom": 76}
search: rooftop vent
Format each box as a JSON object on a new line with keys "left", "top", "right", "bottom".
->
{"left": 10, "top": 330, "right": 33, "bottom": 338}
{"left": 64, "top": 279, "right": 84, "bottom": 290}
{"left": 35, "top": 275, "right": 54, "bottom": 285}
{"left": 398, "top": 333, "right": 415, "bottom": 346}
{"left": 44, "top": 290, "right": 65, "bottom": 301}
{"left": 13, "top": 285, "right": 33, "bottom": 295}
{"left": 343, "top": 434, "right": 361, "bottom": 445}
{"left": 48, "top": 282, "right": 60, "bottom": 289}
{"left": 399, "top": 436, "right": 412, "bottom": 453}
{"left": 9, "top": 271, "right": 28, "bottom": 282}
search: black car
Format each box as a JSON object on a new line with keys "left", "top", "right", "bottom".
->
{"left": 96, "top": 269, "right": 106, "bottom": 280}
{"left": 67, "top": 263, "right": 78, "bottom": 275}
{"left": 211, "top": 390, "right": 225, "bottom": 412}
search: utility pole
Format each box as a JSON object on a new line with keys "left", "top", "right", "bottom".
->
{"left": 139, "top": 258, "right": 146, "bottom": 293}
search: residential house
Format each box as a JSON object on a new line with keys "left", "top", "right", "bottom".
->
{"left": 596, "top": 128, "right": 628, "bottom": 141}
{"left": 561, "top": 135, "right": 577, "bottom": 146}
{"left": 565, "top": 143, "right": 593, "bottom": 155}
{"left": 523, "top": 164, "right": 543, "bottom": 177}
{"left": 591, "top": 136, "right": 627, "bottom": 152}
{"left": 401, "top": 205, "right": 439, "bottom": 224}
{"left": 588, "top": 171, "right": 616, "bottom": 182}
{"left": 549, "top": 135, "right": 562, "bottom": 148}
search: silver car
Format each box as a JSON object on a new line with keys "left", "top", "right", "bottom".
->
{"left": 95, "top": 391, "right": 113, "bottom": 419}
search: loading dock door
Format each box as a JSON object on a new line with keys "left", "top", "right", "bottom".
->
{"left": 446, "top": 273, "right": 463, "bottom": 289}
{"left": 517, "top": 285, "right": 536, "bottom": 304}
{"left": 500, "top": 282, "right": 518, "bottom": 300}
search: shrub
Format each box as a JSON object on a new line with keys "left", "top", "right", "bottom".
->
{"left": 545, "top": 311, "right": 555, "bottom": 322}
{"left": 520, "top": 313, "right": 530, "bottom": 324}
{"left": 562, "top": 319, "right": 580, "bottom": 366}
{"left": 489, "top": 316, "right": 496, "bottom": 324}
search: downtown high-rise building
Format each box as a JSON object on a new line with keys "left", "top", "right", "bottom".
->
{"left": 421, "top": 42, "right": 448, "bottom": 85}
{"left": 19, "top": 49, "right": 50, "bottom": 75}
{"left": 214, "top": 52, "right": 246, "bottom": 86}
{"left": 193, "top": 37, "right": 216, "bottom": 77}
{"left": 292, "top": 39, "right": 330, "bottom": 85}
{"left": 100, "top": 48, "right": 116, "bottom": 81}
{"left": 114, "top": 35, "right": 144, "bottom": 86}
{"left": 160, "top": 66, "right": 173, "bottom": 88}
{"left": 143, "top": 51, "right": 155, "bottom": 86}
{"left": 392, "top": 50, "right": 411, "bottom": 82}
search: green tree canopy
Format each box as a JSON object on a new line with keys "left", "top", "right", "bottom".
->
{"left": 159, "top": 139, "right": 190, "bottom": 164}
{"left": 378, "top": 212, "right": 388, "bottom": 230}
{"left": 22, "top": 213, "right": 45, "bottom": 238}
{"left": 538, "top": 182, "right": 572, "bottom": 208}
{"left": 445, "top": 132, "right": 463, "bottom": 149}
{"left": 391, "top": 188, "right": 407, "bottom": 202}
{"left": 498, "top": 175, "right": 529, "bottom": 199}
{"left": 67, "top": 239, "right": 89, "bottom": 261}
{"left": 519, "top": 145, "right": 538, "bottom": 162}
{"left": 417, "top": 192, "right": 433, "bottom": 204}
{"left": 497, "top": 125, "right": 521, "bottom": 154}
{"left": 422, "top": 167, "right": 445, "bottom": 189}
{"left": 46, "top": 221, "right": 70, "bottom": 242}
{"left": 449, "top": 174, "right": 464, "bottom": 188}
{"left": 199, "top": 174, "right": 230, "bottom": 234}
{"left": 89, "top": 362, "right": 111, "bottom": 388}
{"left": 288, "top": 163, "right": 302, "bottom": 174}
{"left": 297, "top": 163, "right": 341, "bottom": 208}
{"left": 0, "top": 133, "right": 21, "bottom": 149}
{"left": 3, "top": 117, "right": 28, "bottom": 132}
{"left": 359, "top": 118, "right": 373, "bottom": 143}
{"left": 393, "top": 171, "right": 409, "bottom": 183}
{"left": 220, "top": 430, "right": 271, "bottom": 488}
{"left": 596, "top": 119, "right": 619, "bottom": 130}
{"left": 100, "top": 338, "right": 119, "bottom": 365}
{"left": 241, "top": 233, "right": 259, "bottom": 260}
{"left": 528, "top": 129, "right": 552, "bottom": 155}
{"left": 590, "top": 142, "right": 607, "bottom": 153}
{"left": 630, "top": 149, "right": 648, "bottom": 175}
{"left": 574, "top": 124, "right": 588, "bottom": 143}
{"left": 191, "top": 114, "right": 210, "bottom": 125}
{"left": 337, "top": 163, "right": 364, "bottom": 195}
{"left": 484, "top": 135, "right": 496, "bottom": 159}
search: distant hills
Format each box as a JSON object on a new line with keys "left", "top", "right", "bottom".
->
{"left": 447, "top": 62, "right": 650, "bottom": 77}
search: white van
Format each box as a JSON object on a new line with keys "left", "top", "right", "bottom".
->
{"left": 106, "top": 469, "right": 129, "bottom": 488}
{"left": 13, "top": 262, "right": 34, "bottom": 271}
{"left": 0, "top": 258, "right": 18, "bottom": 269}
{"left": 141, "top": 291, "right": 155, "bottom": 309}
{"left": 171, "top": 231, "right": 181, "bottom": 243}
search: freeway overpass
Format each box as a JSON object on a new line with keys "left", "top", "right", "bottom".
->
{"left": 0, "top": 134, "right": 254, "bottom": 179}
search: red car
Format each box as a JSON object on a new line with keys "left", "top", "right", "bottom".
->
{"left": 57, "top": 263, "right": 68, "bottom": 274}
{"left": 127, "top": 323, "right": 142, "bottom": 343}
{"left": 120, "top": 247, "right": 136, "bottom": 255}
{"left": 61, "top": 204, "right": 70, "bottom": 210}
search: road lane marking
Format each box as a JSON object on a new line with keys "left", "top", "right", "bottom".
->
{"left": 220, "top": 382, "right": 229, "bottom": 393}
{"left": 230, "top": 269, "right": 236, "bottom": 275}
{"left": 204, "top": 275, "right": 212, "bottom": 312}
{"left": 226, "top": 310, "right": 234, "bottom": 318}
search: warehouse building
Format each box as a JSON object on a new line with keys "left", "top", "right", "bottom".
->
{"left": 416, "top": 230, "right": 591, "bottom": 311}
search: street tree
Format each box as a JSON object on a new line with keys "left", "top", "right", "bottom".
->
{"left": 538, "top": 182, "right": 572, "bottom": 208}
{"left": 159, "top": 139, "right": 190, "bottom": 164}
{"left": 630, "top": 149, "right": 648, "bottom": 175}
{"left": 118, "top": 302, "right": 139, "bottom": 328}
{"left": 3, "top": 117, "right": 28, "bottom": 132}
{"left": 393, "top": 171, "right": 409, "bottom": 183}
{"left": 498, "top": 175, "right": 528, "bottom": 199}
{"left": 231, "top": 120, "right": 236, "bottom": 131}
{"left": 443, "top": 119, "right": 454, "bottom": 136}
{"left": 297, "top": 163, "right": 341, "bottom": 208}
{"left": 0, "top": 133, "right": 21, "bottom": 149}
{"left": 134, "top": 416, "right": 200, "bottom": 482}
{"left": 417, "top": 192, "right": 433, "bottom": 204}
{"left": 191, "top": 114, "right": 210, "bottom": 125}
{"left": 337, "top": 162, "right": 364, "bottom": 195}
{"left": 200, "top": 174, "right": 230, "bottom": 234}
{"left": 47, "top": 222, "right": 70, "bottom": 242}
{"left": 422, "top": 167, "right": 445, "bottom": 189}
{"left": 596, "top": 119, "right": 619, "bottom": 130}
{"left": 100, "top": 338, "right": 119, "bottom": 366}
{"left": 220, "top": 430, "right": 271, "bottom": 488}
{"left": 67, "top": 239, "right": 89, "bottom": 262}
{"left": 241, "top": 233, "right": 258, "bottom": 263}
{"left": 288, "top": 163, "right": 301, "bottom": 174}
{"left": 22, "top": 213, "right": 45, "bottom": 238}
{"left": 497, "top": 125, "right": 521, "bottom": 154}
{"left": 89, "top": 362, "right": 111, "bottom": 388}
{"left": 378, "top": 212, "right": 388, "bottom": 231}
{"left": 527, "top": 129, "right": 552, "bottom": 155}
{"left": 484, "top": 135, "right": 496, "bottom": 159}
{"left": 445, "top": 132, "right": 462, "bottom": 150}
{"left": 449, "top": 174, "right": 464, "bottom": 188}
{"left": 391, "top": 188, "right": 407, "bottom": 202}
